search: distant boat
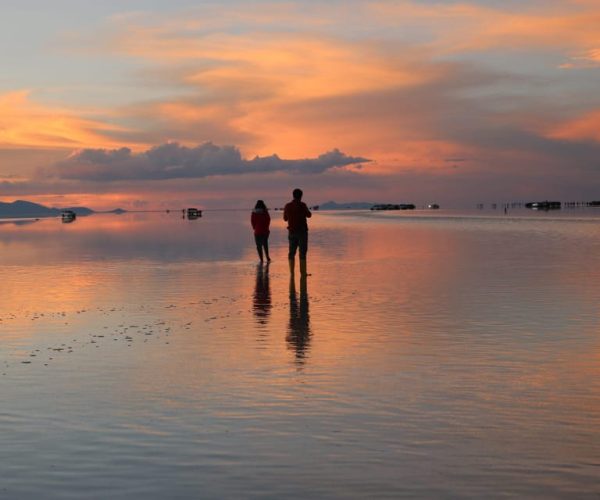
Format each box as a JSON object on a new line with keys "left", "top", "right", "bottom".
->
{"left": 187, "top": 208, "right": 202, "bottom": 219}
{"left": 370, "top": 204, "right": 415, "bottom": 211}
{"left": 427, "top": 204, "right": 440, "bottom": 209}
{"left": 525, "top": 201, "right": 561, "bottom": 210}
{"left": 61, "top": 210, "right": 76, "bottom": 222}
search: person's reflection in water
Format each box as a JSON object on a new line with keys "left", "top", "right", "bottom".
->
{"left": 253, "top": 263, "right": 272, "bottom": 326}
{"left": 287, "top": 273, "right": 311, "bottom": 365}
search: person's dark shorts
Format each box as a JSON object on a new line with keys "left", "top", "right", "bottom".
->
{"left": 255, "top": 234, "right": 269, "bottom": 247}
{"left": 288, "top": 231, "right": 308, "bottom": 259}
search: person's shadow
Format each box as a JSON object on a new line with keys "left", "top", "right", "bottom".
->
{"left": 287, "top": 274, "right": 311, "bottom": 365}
{"left": 253, "top": 263, "right": 272, "bottom": 326}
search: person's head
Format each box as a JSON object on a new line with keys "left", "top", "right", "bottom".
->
{"left": 255, "top": 199, "right": 267, "bottom": 210}
{"left": 292, "top": 188, "right": 303, "bottom": 200}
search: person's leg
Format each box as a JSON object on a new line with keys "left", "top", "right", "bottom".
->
{"left": 288, "top": 233, "right": 299, "bottom": 260}
{"left": 264, "top": 234, "right": 271, "bottom": 262}
{"left": 298, "top": 231, "right": 308, "bottom": 276}
{"left": 298, "top": 232, "right": 308, "bottom": 259}
{"left": 288, "top": 233, "right": 299, "bottom": 273}
{"left": 255, "top": 234, "right": 264, "bottom": 262}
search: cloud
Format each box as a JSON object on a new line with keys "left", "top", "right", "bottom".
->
{"left": 560, "top": 48, "right": 600, "bottom": 68}
{"left": 0, "top": 91, "right": 137, "bottom": 150}
{"left": 548, "top": 109, "right": 600, "bottom": 142}
{"left": 47, "top": 142, "right": 370, "bottom": 181}
{"left": 107, "top": 2, "right": 600, "bottom": 69}
{"left": 3, "top": 0, "right": 600, "bottom": 210}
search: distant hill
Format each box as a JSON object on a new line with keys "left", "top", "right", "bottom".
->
{"left": 62, "top": 206, "right": 95, "bottom": 216}
{"left": 0, "top": 200, "right": 97, "bottom": 218}
{"left": 319, "top": 200, "right": 375, "bottom": 210}
{"left": 0, "top": 200, "right": 59, "bottom": 217}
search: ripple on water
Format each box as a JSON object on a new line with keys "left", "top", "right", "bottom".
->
{"left": 1, "top": 211, "right": 600, "bottom": 497}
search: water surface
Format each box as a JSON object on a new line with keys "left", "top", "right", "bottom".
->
{"left": 1, "top": 209, "right": 600, "bottom": 498}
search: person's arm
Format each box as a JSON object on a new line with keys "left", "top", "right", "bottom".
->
{"left": 304, "top": 203, "right": 312, "bottom": 218}
{"left": 283, "top": 204, "right": 289, "bottom": 221}
{"left": 251, "top": 212, "right": 256, "bottom": 229}
{"left": 266, "top": 212, "right": 271, "bottom": 227}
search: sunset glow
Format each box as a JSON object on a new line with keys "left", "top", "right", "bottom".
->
{"left": 1, "top": 0, "right": 599, "bottom": 209}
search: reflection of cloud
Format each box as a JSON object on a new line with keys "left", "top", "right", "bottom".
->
{"left": 0, "top": 219, "right": 40, "bottom": 227}
{"left": 0, "top": 212, "right": 250, "bottom": 264}
{"left": 48, "top": 142, "right": 369, "bottom": 181}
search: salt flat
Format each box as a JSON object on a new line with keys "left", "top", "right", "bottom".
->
{"left": 1, "top": 209, "right": 600, "bottom": 498}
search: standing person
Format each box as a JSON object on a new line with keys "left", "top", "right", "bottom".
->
{"left": 251, "top": 200, "right": 271, "bottom": 263}
{"left": 283, "top": 188, "right": 312, "bottom": 276}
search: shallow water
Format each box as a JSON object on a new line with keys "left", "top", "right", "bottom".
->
{"left": 1, "top": 209, "right": 600, "bottom": 498}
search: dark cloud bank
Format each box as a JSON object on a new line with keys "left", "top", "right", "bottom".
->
{"left": 48, "top": 142, "right": 369, "bottom": 181}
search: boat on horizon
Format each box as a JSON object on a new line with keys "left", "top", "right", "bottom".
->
{"left": 525, "top": 201, "right": 561, "bottom": 210}
{"left": 186, "top": 208, "right": 202, "bottom": 219}
{"left": 61, "top": 210, "right": 76, "bottom": 223}
{"left": 370, "top": 203, "right": 416, "bottom": 211}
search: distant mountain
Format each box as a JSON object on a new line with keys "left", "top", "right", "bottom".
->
{"left": 0, "top": 200, "right": 96, "bottom": 218}
{"left": 319, "top": 200, "right": 375, "bottom": 210}
{"left": 61, "top": 206, "right": 95, "bottom": 216}
{"left": 0, "top": 200, "right": 58, "bottom": 217}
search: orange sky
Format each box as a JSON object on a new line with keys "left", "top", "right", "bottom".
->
{"left": 1, "top": 0, "right": 600, "bottom": 209}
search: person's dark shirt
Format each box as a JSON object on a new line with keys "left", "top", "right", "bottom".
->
{"left": 283, "top": 199, "right": 312, "bottom": 232}
{"left": 251, "top": 208, "right": 271, "bottom": 235}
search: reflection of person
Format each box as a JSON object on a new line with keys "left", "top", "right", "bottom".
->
{"left": 283, "top": 188, "right": 311, "bottom": 276}
{"left": 251, "top": 200, "right": 271, "bottom": 263}
{"left": 253, "top": 263, "right": 272, "bottom": 326}
{"left": 287, "top": 274, "right": 311, "bottom": 364}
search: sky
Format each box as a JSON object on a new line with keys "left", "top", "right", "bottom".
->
{"left": 1, "top": 0, "right": 599, "bottom": 209}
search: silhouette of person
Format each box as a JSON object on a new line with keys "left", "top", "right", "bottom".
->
{"left": 251, "top": 200, "right": 271, "bottom": 263}
{"left": 253, "top": 263, "right": 272, "bottom": 326}
{"left": 286, "top": 273, "right": 311, "bottom": 365}
{"left": 283, "top": 188, "right": 311, "bottom": 276}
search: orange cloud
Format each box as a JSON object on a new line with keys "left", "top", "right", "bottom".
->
{"left": 88, "top": 0, "right": 600, "bottom": 163}
{"left": 9, "top": 1, "right": 600, "bottom": 159}
{"left": 560, "top": 48, "right": 600, "bottom": 68}
{"left": 367, "top": 1, "right": 600, "bottom": 58}
{"left": 4, "top": 1, "right": 600, "bottom": 208}
{"left": 122, "top": 32, "right": 430, "bottom": 100}
{"left": 107, "top": 25, "right": 447, "bottom": 157}
{"left": 14, "top": 192, "right": 140, "bottom": 211}
{"left": 547, "top": 109, "right": 600, "bottom": 142}
{"left": 5, "top": 1, "right": 600, "bottom": 160}
{"left": 0, "top": 90, "right": 141, "bottom": 150}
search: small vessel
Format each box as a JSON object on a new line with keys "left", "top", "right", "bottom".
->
{"left": 427, "top": 204, "right": 440, "bottom": 209}
{"left": 187, "top": 208, "right": 202, "bottom": 219}
{"left": 61, "top": 210, "right": 76, "bottom": 223}
{"left": 525, "top": 201, "right": 561, "bottom": 210}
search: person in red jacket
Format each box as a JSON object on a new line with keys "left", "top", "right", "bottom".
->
{"left": 283, "top": 188, "right": 312, "bottom": 276}
{"left": 251, "top": 199, "right": 271, "bottom": 263}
